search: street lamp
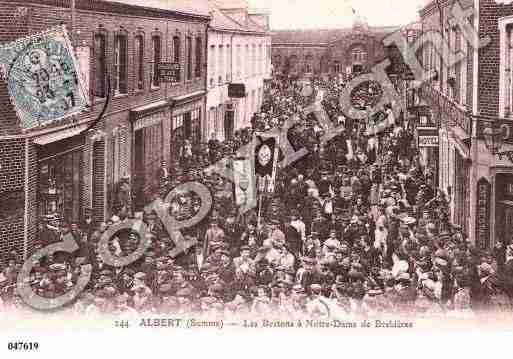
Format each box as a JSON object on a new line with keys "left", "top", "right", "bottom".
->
{"left": 483, "top": 123, "right": 513, "bottom": 163}
{"left": 483, "top": 125, "right": 504, "bottom": 155}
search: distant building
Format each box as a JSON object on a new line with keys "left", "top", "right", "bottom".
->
{"left": 271, "top": 17, "right": 399, "bottom": 78}
{"left": 206, "top": 0, "right": 272, "bottom": 141}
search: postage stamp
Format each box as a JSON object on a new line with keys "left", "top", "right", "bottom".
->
{"left": 0, "top": 25, "right": 89, "bottom": 130}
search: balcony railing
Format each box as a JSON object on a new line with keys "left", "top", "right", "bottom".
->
{"left": 420, "top": 83, "right": 472, "bottom": 135}
{"left": 420, "top": 83, "right": 513, "bottom": 145}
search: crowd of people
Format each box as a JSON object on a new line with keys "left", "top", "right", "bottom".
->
{"left": 1, "top": 74, "right": 513, "bottom": 319}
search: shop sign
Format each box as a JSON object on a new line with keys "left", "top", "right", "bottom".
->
{"left": 134, "top": 111, "right": 163, "bottom": 131}
{"left": 417, "top": 127, "right": 439, "bottom": 148}
{"left": 475, "top": 177, "right": 491, "bottom": 249}
{"left": 228, "top": 83, "right": 246, "bottom": 98}
{"left": 158, "top": 62, "right": 180, "bottom": 83}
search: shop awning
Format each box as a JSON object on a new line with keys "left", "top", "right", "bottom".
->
{"left": 172, "top": 90, "right": 206, "bottom": 106}
{"left": 33, "top": 123, "right": 89, "bottom": 145}
{"left": 131, "top": 100, "right": 169, "bottom": 120}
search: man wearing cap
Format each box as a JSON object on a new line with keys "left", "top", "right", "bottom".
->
{"left": 116, "top": 174, "right": 132, "bottom": 216}
{"left": 204, "top": 219, "right": 225, "bottom": 257}
{"left": 296, "top": 257, "right": 321, "bottom": 292}
{"left": 38, "top": 218, "right": 58, "bottom": 246}
{"left": 501, "top": 243, "right": 513, "bottom": 299}
{"left": 306, "top": 283, "right": 329, "bottom": 318}
{"left": 233, "top": 246, "right": 256, "bottom": 277}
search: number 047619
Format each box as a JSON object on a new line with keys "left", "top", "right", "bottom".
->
{"left": 7, "top": 342, "right": 39, "bottom": 351}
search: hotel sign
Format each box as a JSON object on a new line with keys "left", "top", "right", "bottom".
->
{"left": 417, "top": 127, "right": 439, "bottom": 148}
{"left": 475, "top": 177, "right": 491, "bottom": 249}
{"left": 158, "top": 62, "right": 180, "bottom": 83}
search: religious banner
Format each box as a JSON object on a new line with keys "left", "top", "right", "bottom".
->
{"left": 233, "top": 157, "right": 256, "bottom": 210}
{"left": 475, "top": 177, "right": 491, "bottom": 250}
{"left": 365, "top": 110, "right": 395, "bottom": 136}
{"left": 254, "top": 132, "right": 280, "bottom": 193}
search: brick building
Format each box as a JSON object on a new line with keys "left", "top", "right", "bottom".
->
{"left": 418, "top": 0, "right": 513, "bottom": 248}
{"left": 0, "top": 0, "right": 210, "bottom": 261}
{"left": 271, "top": 17, "right": 399, "bottom": 78}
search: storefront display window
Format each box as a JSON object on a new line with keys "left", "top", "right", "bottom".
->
{"left": 39, "top": 150, "right": 83, "bottom": 223}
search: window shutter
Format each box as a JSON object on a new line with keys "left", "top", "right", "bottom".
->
{"left": 94, "top": 35, "right": 106, "bottom": 97}
{"left": 119, "top": 36, "right": 128, "bottom": 93}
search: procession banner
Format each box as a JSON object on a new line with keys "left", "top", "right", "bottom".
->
{"left": 365, "top": 110, "right": 395, "bottom": 136}
{"left": 233, "top": 157, "right": 256, "bottom": 208}
{"left": 254, "top": 132, "right": 280, "bottom": 194}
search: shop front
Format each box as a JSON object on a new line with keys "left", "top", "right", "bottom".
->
{"left": 453, "top": 149, "right": 471, "bottom": 236}
{"left": 36, "top": 133, "right": 85, "bottom": 224}
{"left": 130, "top": 102, "right": 168, "bottom": 210}
{"left": 494, "top": 173, "right": 513, "bottom": 245}
{"left": 170, "top": 91, "right": 206, "bottom": 161}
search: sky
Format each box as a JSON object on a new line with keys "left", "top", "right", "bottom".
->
{"left": 247, "top": 0, "right": 427, "bottom": 29}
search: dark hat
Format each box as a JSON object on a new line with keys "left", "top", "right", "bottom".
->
{"left": 257, "top": 246, "right": 270, "bottom": 254}
{"left": 434, "top": 249, "right": 450, "bottom": 261}
{"left": 159, "top": 283, "right": 173, "bottom": 294}
{"left": 100, "top": 269, "right": 113, "bottom": 277}
{"left": 301, "top": 256, "right": 316, "bottom": 265}
{"left": 176, "top": 288, "right": 193, "bottom": 298}
{"left": 310, "top": 283, "right": 322, "bottom": 293}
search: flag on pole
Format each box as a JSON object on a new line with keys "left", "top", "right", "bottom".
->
{"left": 254, "top": 132, "right": 280, "bottom": 194}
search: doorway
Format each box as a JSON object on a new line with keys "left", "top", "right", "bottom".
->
{"left": 352, "top": 64, "right": 363, "bottom": 74}
{"left": 133, "top": 129, "right": 145, "bottom": 210}
{"left": 496, "top": 173, "right": 513, "bottom": 244}
{"left": 224, "top": 109, "right": 234, "bottom": 140}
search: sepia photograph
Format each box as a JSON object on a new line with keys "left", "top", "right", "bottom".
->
{"left": 0, "top": 0, "right": 512, "bottom": 357}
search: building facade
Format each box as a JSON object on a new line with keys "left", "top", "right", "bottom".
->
{"left": 271, "top": 19, "right": 399, "bottom": 78}
{"left": 206, "top": 0, "right": 271, "bottom": 141}
{"left": 0, "top": 0, "right": 210, "bottom": 260}
{"left": 418, "top": 0, "right": 513, "bottom": 248}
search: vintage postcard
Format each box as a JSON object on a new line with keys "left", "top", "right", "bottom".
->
{"left": 0, "top": 0, "right": 512, "bottom": 357}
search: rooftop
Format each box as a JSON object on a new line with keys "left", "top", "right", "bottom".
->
{"left": 208, "top": 0, "right": 267, "bottom": 33}
{"left": 271, "top": 26, "right": 400, "bottom": 45}
{"left": 106, "top": 0, "right": 211, "bottom": 17}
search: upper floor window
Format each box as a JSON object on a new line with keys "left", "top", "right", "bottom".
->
{"left": 351, "top": 46, "right": 367, "bottom": 63}
{"left": 173, "top": 35, "right": 181, "bottom": 82}
{"left": 334, "top": 61, "right": 341, "bottom": 73}
{"left": 218, "top": 44, "right": 224, "bottom": 84}
{"left": 134, "top": 35, "right": 144, "bottom": 90}
{"left": 226, "top": 44, "right": 231, "bottom": 82}
{"left": 93, "top": 33, "right": 107, "bottom": 98}
{"left": 209, "top": 45, "right": 216, "bottom": 86}
{"left": 151, "top": 35, "right": 161, "bottom": 88}
{"left": 114, "top": 33, "right": 128, "bottom": 95}
{"left": 258, "top": 44, "right": 263, "bottom": 74}
{"left": 252, "top": 44, "right": 256, "bottom": 76}
{"left": 245, "top": 45, "right": 249, "bottom": 77}
{"left": 186, "top": 36, "right": 192, "bottom": 81}
{"left": 195, "top": 37, "right": 202, "bottom": 78}
{"left": 236, "top": 45, "right": 241, "bottom": 79}
{"left": 501, "top": 22, "right": 513, "bottom": 116}
{"left": 273, "top": 55, "right": 281, "bottom": 71}
{"left": 305, "top": 54, "right": 313, "bottom": 73}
